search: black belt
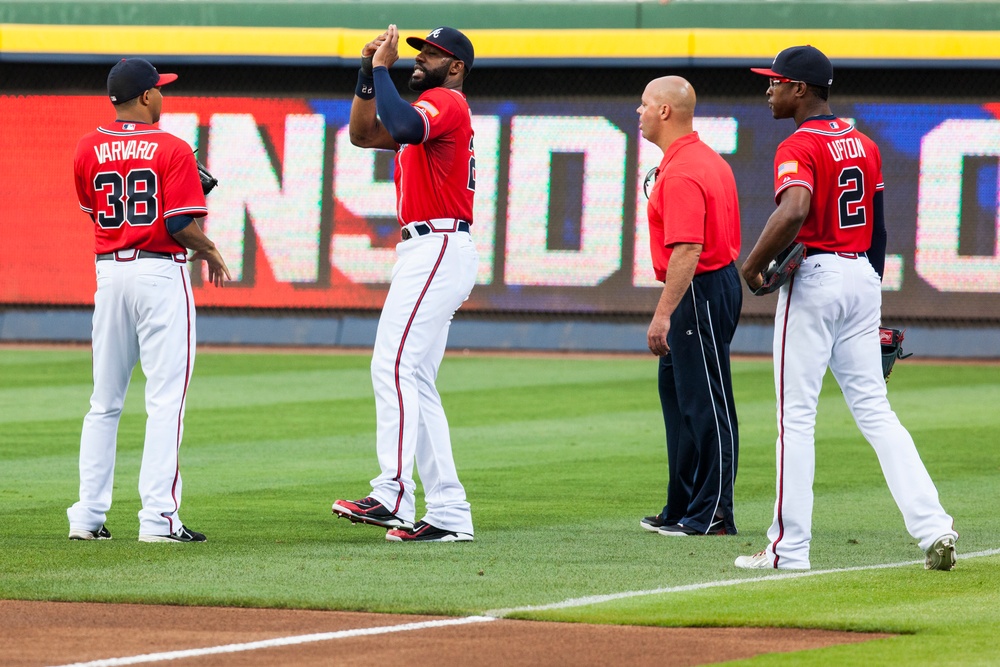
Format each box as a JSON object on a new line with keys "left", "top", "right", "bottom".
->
{"left": 96, "top": 250, "right": 183, "bottom": 262}
{"left": 806, "top": 248, "right": 867, "bottom": 259}
{"left": 401, "top": 220, "right": 470, "bottom": 241}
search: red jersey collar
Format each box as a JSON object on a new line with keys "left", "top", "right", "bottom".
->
{"left": 661, "top": 131, "right": 701, "bottom": 166}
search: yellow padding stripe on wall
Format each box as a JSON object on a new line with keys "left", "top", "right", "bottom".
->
{"left": 3, "top": 24, "right": 1000, "bottom": 60}
{"left": 690, "top": 28, "right": 1000, "bottom": 60}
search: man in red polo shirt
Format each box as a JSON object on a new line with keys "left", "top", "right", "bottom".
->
{"left": 637, "top": 75, "right": 743, "bottom": 537}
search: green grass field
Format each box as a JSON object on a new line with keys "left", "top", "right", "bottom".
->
{"left": 2, "top": 347, "right": 998, "bottom": 665}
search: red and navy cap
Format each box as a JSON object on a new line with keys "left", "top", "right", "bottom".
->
{"left": 751, "top": 45, "right": 833, "bottom": 88}
{"left": 406, "top": 27, "right": 474, "bottom": 71}
{"left": 107, "top": 58, "right": 178, "bottom": 105}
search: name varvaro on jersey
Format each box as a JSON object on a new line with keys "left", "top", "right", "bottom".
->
{"left": 93, "top": 139, "right": 159, "bottom": 164}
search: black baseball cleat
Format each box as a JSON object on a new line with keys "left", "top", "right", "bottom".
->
{"left": 69, "top": 525, "right": 112, "bottom": 540}
{"left": 332, "top": 496, "right": 414, "bottom": 530}
{"left": 658, "top": 519, "right": 728, "bottom": 536}
{"left": 138, "top": 525, "right": 206, "bottom": 543}
{"left": 640, "top": 515, "right": 669, "bottom": 532}
{"left": 385, "top": 521, "right": 473, "bottom": 542}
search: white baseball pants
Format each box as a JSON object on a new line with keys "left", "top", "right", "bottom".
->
{"left": 68, "top": 257, "right": 195, "bottom": 537}
{"left": 763, "top": 253, "right": 956, "bottom": 569}
{"left": 369, "top": 231, "right": 478, "bottom": 534}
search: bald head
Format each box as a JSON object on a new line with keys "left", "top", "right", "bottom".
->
{"left": 638, "top": 75, "right": 697, "bottom": 150}
{"left": 649, "top": 75, "right": 696, "bottom": 120}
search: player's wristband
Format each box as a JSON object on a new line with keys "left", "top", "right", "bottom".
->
{"left": 361, "top": 54, "right": 374, "bottom": 77}
{"left": 355, "top": 69, "right": 375, "bottom": 100}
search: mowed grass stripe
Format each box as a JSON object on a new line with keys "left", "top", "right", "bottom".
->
{"left": 0, "top": 350, "right": 670, "bottom": 423}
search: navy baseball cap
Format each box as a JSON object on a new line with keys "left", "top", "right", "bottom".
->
{"left": 751, "top": 45, "right": 833, "bottom": 88}
{"left": 107, "top": 58, "right": 178, "bottom": 105}
{"left": 406, "top": 27, "right": 474, "bottom": 71}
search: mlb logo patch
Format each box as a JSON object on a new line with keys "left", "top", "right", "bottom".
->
{"left": 123, "top": 123, "right": 135, "bottom": 131}
{"left": 829, "top": 121, "right": 839, "bottom": 129}
{"left": 414, "top": 100, "right": 440, "bottom": 118}
{"left": 777, "top": 161, "right": 798, "bottom": 178}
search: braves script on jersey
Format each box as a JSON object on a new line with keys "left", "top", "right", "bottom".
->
{"left": 74, "top": 120, "right": 207, "bottom": 254}
{"left": 394, "top": 87, "right": 474, "bottom": 225}
{"left": 773, "top": 117, "right": 883, "bottom": 252}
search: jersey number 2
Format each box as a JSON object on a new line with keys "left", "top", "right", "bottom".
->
{"left": 94, "top": 169, "right": 159, "bottom": 229}
{"left": 467, "top": 137, "right": 476, "bottom": 192}
{"left": 837, "top": 166, "right": 866, "bottom": 229}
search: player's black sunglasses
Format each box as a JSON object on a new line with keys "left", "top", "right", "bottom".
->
{"left": 642, "top": 167, "right": 659, "bottom": 200}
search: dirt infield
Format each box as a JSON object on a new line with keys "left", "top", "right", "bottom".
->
{"left": 3, "top": 600, "right": 890, "bottom": 667}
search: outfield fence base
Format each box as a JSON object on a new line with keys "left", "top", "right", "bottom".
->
{"left": 2, "top": 308, "right": 997, "bottom": 358}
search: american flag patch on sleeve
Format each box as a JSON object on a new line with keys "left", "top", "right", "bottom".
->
{"left": 777, "top": 161, "right": 799, "bottom": 178}
{"left": 414, "top": 100, "right": 440, "bottom": 117}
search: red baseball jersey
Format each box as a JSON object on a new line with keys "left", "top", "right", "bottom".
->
{"left": 74, "top": 120, "right": 208, "bottom": 254}
{"left": 394, "top": 87, "right": 475, "bottom": 225}
{"left": 647, "top": 132, "right": 741, "bottom": 281}
{"left": 773, "top": 117, "right": 884, "bottom": 252}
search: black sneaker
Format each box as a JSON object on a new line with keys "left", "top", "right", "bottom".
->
{"left": 640, "top": 515, "right": 668, "bottom": 532}
{"left": 69, "top": 525, "right": 112, "bottom": 540}
{"left": 659, "top": 519, "right": 728, "bottom": 536}
{"left": 385, "top": 521, "right": 473, "bottom": 542}
{"left": 138, "top": 525, "right": 207, "bottom": 543}
{"left": 332, "top": 496, "right": 414, "bottom": 530}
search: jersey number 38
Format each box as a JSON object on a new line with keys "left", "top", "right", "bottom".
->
{"left": 93, "top": 169, "right": 159, "bottom": 229}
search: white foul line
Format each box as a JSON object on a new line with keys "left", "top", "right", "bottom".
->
{"left": 51, "top": 548, "right": 1000, "bottom": 667}
{"left": 51, "top": 616, "right": 498, "bottom": 667}
{"left": 484, "top": 547, "right": 1000, "bottom": 617}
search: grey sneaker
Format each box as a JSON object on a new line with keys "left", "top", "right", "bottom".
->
{"left": 924, "top": 535, "right": 956, "bottom": 571}
{"left": 139, "top": 525, "right": 207, "bottom": 543}
{"left": 69, "top": 525, "right": 111, "bottom": 540}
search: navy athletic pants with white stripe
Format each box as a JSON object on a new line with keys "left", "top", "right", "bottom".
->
{"left": 657, "top": 261, "right": 741, "bottom": 534}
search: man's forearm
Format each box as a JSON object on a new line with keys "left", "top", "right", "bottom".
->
{"left": 170, "top": 219, "right": 216, "bottom": 253}
{"left": 656, "top": 243, "right": 702, "bottom": 319}
{"left": 349, "top": 97, "right": 380, "bottom": 146}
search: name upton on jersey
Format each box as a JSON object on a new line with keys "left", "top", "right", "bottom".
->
{"left": 827, "top": 136, "right": 866, "bottom": 161}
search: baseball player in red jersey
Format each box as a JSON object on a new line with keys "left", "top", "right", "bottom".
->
{"left": 736, "top": 46, "right": 957, "bottom": 570}
{"left": 68, "top": 58, "right": 230, "bottom": 543}
{"left": 332, "top": 25, "right": 479, "bottom": 542}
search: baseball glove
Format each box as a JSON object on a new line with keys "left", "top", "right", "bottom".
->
{"left": 197, "top": 160, "right": 219, "bottom": 195}
{"left": 752, "top": 242, "right": 806, "bottom": 296}
{"left": 879, "top": 327, "right": 913, "bottom": 381}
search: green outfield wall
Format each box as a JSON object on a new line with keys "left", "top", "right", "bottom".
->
{"left": 3, "top": 0, "right": 1000, "bottom": 66}
{"left": 3, "top": 0, "right": 1000, "bottom": 31}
